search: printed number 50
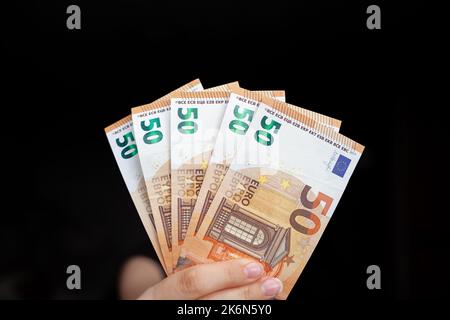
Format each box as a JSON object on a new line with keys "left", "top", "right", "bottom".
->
{"left": 254, "top": 116, "right": 281, "bottom": 146}
{"left": 141, "top": 117, "right": 163, "bottom": 144}
{"left": 116, "top": 132, "right": 138, "bottom": 159}
{"left": 229, "top": 105, "right": 254, "bottom": 135}
{"left": 177, "top": 107, "right": 198, "bottom": 134}
{"left": 290, "top": 185, "right": 333, "bottom": 235}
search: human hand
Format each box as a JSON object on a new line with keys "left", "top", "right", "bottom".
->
{"left": 138, "top": 259, "right": 283, "bottom": 300}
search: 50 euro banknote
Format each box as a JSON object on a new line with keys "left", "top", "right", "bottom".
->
{"left": 180, "top": 95, "right": 364, "bottom": 299}
{"left": 131, "top": 81, "right": 239, "bottom": 273}
{"left": 170, "top": 89, "right": 286, "bottom": 269}
{"left": 170, "top": 91, "right": 231, "bottom": 270}
{"left": 105, "top": 115, "right": 167, "bottom": 272}
{"left": 180, "top": 87, "right": 341, "bottom": 263}
{"left": 131, "top": 79, "right": 204, "bottom": 273}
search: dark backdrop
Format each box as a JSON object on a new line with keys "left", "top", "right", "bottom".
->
{"left": 2, "top": 0, "right": 448, "bottom": 300}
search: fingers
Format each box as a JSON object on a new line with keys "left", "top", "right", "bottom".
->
{"left": 201, "top": 277, "right": 283, "bottom": 300}
{"left": 138, "top": 259, "right": 265, "bottom": 300}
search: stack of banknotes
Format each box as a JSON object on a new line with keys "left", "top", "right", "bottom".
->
{"left": 105, "top": 79, "right": 364, "bottom": 299}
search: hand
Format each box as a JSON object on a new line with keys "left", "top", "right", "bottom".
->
{"left": 138, "top": 259, "right": 283, "bottom": 300}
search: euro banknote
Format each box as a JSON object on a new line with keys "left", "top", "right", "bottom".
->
{"left": 170, "top": 89, "right": 286, "bottom": 269}
{"left": 180, "top": 95, "right": 364, "bottom": 299}
{"left": 170, "top": 91, "right": 231, "bottom": 269}
{"left": 130, "top": 80, "right": 239, "bottom": 273}
{"left": 131, "top": 79, "right": 204, "bottom": 273}
{"left": 105, "top": 115, "right": 167, "bottom": 273}
{"left": 180, "top": 87, "right": 341, "bottom": 261}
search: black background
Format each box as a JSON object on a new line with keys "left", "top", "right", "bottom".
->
{"left": 2, "top": 0, "right": 448, "bottom": 302}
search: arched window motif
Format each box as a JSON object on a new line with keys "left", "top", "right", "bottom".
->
{"left": 224, "top": 215, "right": 269, "bottom": 249}
{"left": 253, "top": 229, "right": 265, "bottom": 246}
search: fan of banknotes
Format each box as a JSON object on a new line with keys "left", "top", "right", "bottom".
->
{"left": 105, "top": 79, "right": 364, "bottom": 299}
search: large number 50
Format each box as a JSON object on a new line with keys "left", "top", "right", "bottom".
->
{"left": 116, "top": 132, "right": 138, "bottom": 159}
{"left": 141, "top": 117, "right": 163, "bottom": 144}
{"left": 254, "top": 116, "right": 281, "bottom": 146}
{"left": 229, "top": 105, "right": 254, "bottom": 135}
{"left": 177, "top": 107, "right": 198, "bottom": 134}
{"left": 290, "top": 185, "right": 333, "bottom": 235}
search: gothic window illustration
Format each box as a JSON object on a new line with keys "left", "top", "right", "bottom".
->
{"left": 206, "top": 197, "right": 291, "bottom": 268}
{"left": 224, "top": 216, "right": 269, "bottom": 249}
{"left": 178, "top": 198, "right": 196, "bottom": 241}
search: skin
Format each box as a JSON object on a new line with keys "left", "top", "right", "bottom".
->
{"left": 119, "top": 256, "right": 283, "bottom": 300}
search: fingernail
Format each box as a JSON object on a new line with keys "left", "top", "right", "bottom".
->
{"left": 261, "top": 278, "right": 283, "bottom": 296}
{"left": 243, "top": 262, "right": 263, "bottom": 279}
